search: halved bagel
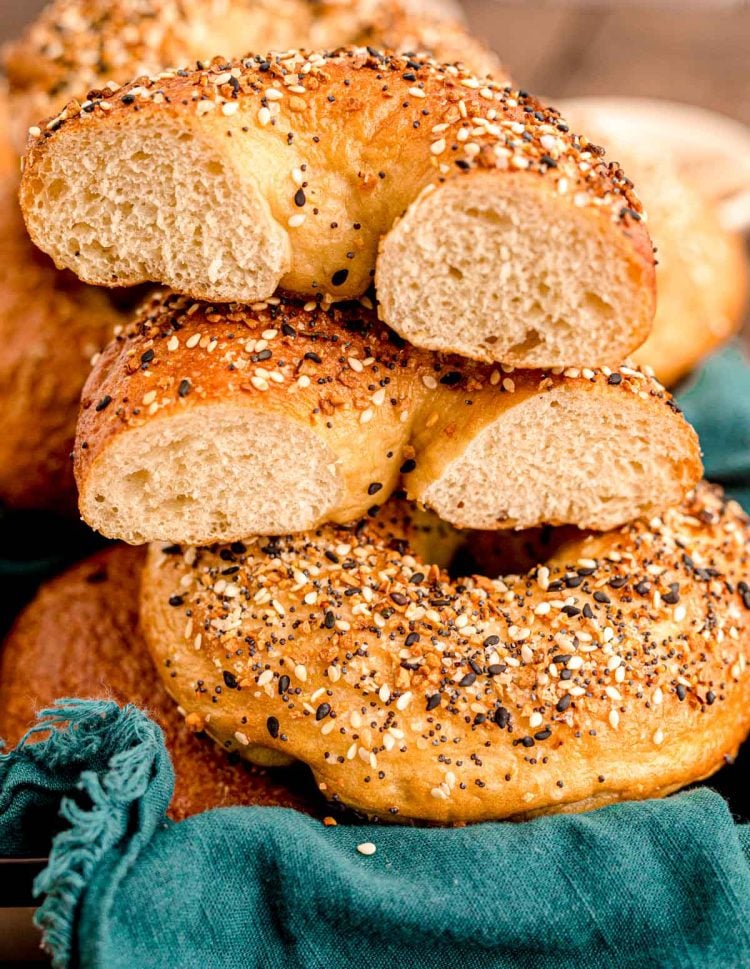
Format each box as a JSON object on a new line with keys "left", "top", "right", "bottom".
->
{"left": 74, "top": 291, "right": 701, "bottom": 545}
{"left": 141, "top": 482, "right": 750, "bottom": 823}
{"left": 20, "top": 49, "right": 655, "bottom": 367}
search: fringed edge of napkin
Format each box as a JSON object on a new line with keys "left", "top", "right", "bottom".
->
{"left": 0, "top": 700, "right": 164, "bottom": 969}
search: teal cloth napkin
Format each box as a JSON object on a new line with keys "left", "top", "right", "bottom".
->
{"left": 1, "top": 344, "right": 750, "bottom": 969}
{"left": 2, "top": 700, "right": 750, "bottom": 969}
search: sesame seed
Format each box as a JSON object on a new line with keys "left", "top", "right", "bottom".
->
{"left": 357, "top": 842, "right": 377, "bottom": 856}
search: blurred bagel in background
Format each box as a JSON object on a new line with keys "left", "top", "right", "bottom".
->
{"left": 562, "top": 97, "right": 749, "bottom": 387}
{"left": 2, "top": 0, "right": 504, "bottom": 150}
{"left": 0, "top": 88, "right": 126, "bottom": 512}
{"left": 0, "top": 544, "right": 322, "bottom": 820}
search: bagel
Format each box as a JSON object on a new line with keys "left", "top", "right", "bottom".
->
{"left": 141, "top": 481, "right": 750, "bottom": 823}
{"left": 3, "top": 0, "right": 503, "bottom": 151}
{"left": 0, "top": 89, "right": 126, "bottom": 512}
{"left": 0, "top": 545, "right": 321, "bottom": 820}
{"left": 74, "top": 290, "right": 701, "bottom": 546}
{"left": 561, "top": 99, "right": 749, "bottom": 386}
{"left": 19, "top": 49, "right": 656, "bottom": 368}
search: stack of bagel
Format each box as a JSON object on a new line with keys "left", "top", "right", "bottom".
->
{"left": 2, "top": 2, "right": 750, "bottom": 825}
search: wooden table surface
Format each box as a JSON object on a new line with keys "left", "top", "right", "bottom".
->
{"left": 2, "top": 1, "right": 749, "bottom": 125}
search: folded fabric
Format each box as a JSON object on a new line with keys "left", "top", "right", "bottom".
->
{"left": 676, "top": 343, "right": 750, "bottom": 508}
{"left": 1, "top": 700, "right": 750, "bottom": 969}
{"left": 1, "top": 344, "right": 750, "bottom": 969}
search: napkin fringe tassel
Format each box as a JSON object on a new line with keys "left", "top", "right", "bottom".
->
{"left": 6, "top": 700, "right": 162, "bottom": 969}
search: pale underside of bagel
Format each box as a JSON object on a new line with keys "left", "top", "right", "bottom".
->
{"left": 78, "top": 381, "right": 701, "bottom": 545}
{"left": 79, "top": 405, "right": 342, "bottom": 546}
{"left": 376, "top": 173, "right": 654, "bottom": 366}
{"left": 420, "top": 383, "right": 698, "bottom": 531}
{"left": 23, "top": 118, "right": 292, "bottom": 302}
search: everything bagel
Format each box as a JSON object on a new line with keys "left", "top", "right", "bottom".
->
{"left": 20, "top": 48, "right": 656, "bottom": 367}
{"left": 141, "top": 482, "right": 750, "bottom": 823}
{"left": 74, "top": 291, "right": 701, "bottom": 545}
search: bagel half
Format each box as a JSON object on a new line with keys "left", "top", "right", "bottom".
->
{"left": 74, "top": 291, "right": 701, "bottom": 545}
{"left": 0, "top": 545, "right": 321, "bottom": 820}
{"left": 561, "top": 99, "right": 749, "bottom": 386}
{"left": 3, "top": 0, "right": 503, "bottom": 151}
{"left": 141, "top": 482, "right": 750, "bottom": 823}
{"left": 20, "top": 49, "right": 655, "bottom": 368}
{"left": 0, "top": 89, "right": 126, "bottom": 511}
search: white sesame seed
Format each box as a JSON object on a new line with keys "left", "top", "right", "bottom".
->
{"left": 186, "top": 333, "right": 201, "bottom": 349}
{"left": 360, "top": 408, "right": 374, "bottom": 424}
{"left": 408, "top": 87, "right": 426, "bottom": 98}
{"left": 258, "top": 106, "right": 271, "bottom": 126}
{"left": 265, "top": 88, "right": 283, "bottom": 101}
{"left": 396, "top": 692, "right": 413, "bottom": 711}
{"left": 357, "top": 842, "right": 377, "bottom": 856}
{"left": 529, "top": 712, "right": 543, "bottom": 729}
{"left": 167, "top": 335, "right": 179, "bottom": 351}
{"left": 288, "top": 214, "right": 306, "bottom": 228}
{"left": 28, "top": 126, "right": 41, "bottom": 137}
{"left": 196, "top": 100, "right": 216, "bottom": 116}
{"left": 222, "top": 101, "right": 239, "bottom": 116}
{"left": 430, "top": 138, "right": 446, "bottom": 156}
{"left": 653, "top": 728, "right": 664, "bottom": 746}
{"left": 609, "top": 709, "right": 620, "bottom": 729}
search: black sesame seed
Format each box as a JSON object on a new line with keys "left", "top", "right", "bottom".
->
{"left": 331, "top": 269, "right": 349, "bottom": 286}
{"left": 459, "top": 672, "right": 476, "bottom": 687}
{"left": 400, "top": 458, "right": 417, "bottom": 474}
{"left": 168, "top": 595, "right": 184, "bottom": 607}
{"left": 367, "top": 482, "right": 383, "bottom": 495}
{"left": 294, "top": 188, "right": 306, "bottom": 207}
{"left": 426, "top": 693, "right": 441, "bottom": 711}
{"left": 676, "top": 684, "right": 687, "bottom": 701}
{"left": 95, "top": 395, "right": 112, "bottom": 412}
{"left": 608, "top": 373, "right": 622, "bottom": 385}
{"left": 316, "top": 703, "right": 331, "bottom": 721}
{"left": 178, "top": 378, "right": 191, "bottom": 397}
{"left": 278, "top": 674, "right": 290, "bottom": 695}
{"left": 556, "top": 694, "right": 572, "bottom": 712}
{"left": 266, "top": 716, "right": 280, "bottom": 738}
{"left": 494, "top": 706, "right": 511, "bottom": 728}
{"left": 222, "top": 670, "right": 238, "bottom": 689}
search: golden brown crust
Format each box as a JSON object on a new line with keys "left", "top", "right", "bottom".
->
{"left": 0, "top": 545, "right": 321, "bottom": 820}
{"left": 0, "top": 90, "right": 126, "bottom": 511}
{"left": 20, "top": 48, "right": 653, "bottom": 307}
{"left": 141, "top": 482, "right": 750, "bottom": 823}
{"left": 3, "top": 0, "right": 504, "bottom": 147}
{"left": 74, "top": 290, "right": 701, "bottom": 540}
